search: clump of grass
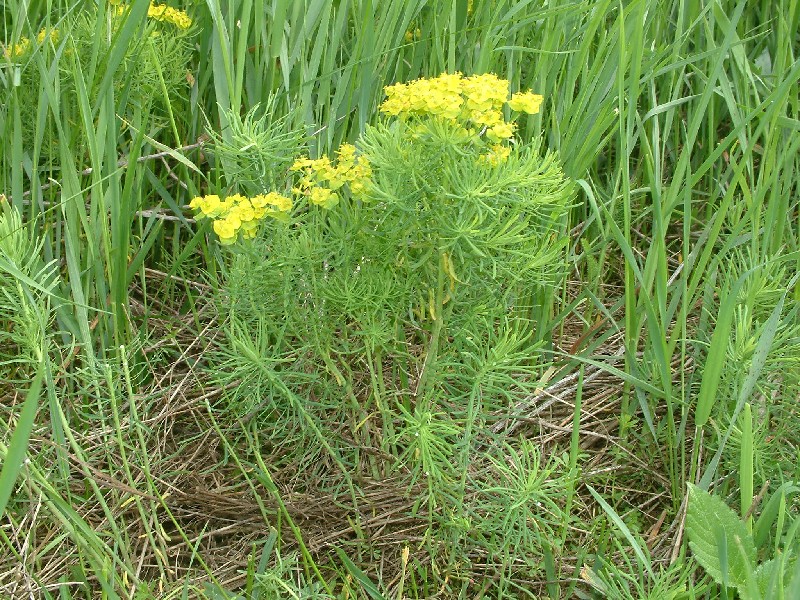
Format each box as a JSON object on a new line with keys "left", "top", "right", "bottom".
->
{"left": 5, "top": 2, "right": 194, "bottom": 166}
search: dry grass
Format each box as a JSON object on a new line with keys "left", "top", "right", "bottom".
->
{"left": 0, "top": 268, "right": 695, "bottom": 598}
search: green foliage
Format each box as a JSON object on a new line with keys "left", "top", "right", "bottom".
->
{"left": 687, "top": 483, "right": 800, "bottom": 600}
{"left": 687, "top": 483, "right": 757, "bottom": 593}
{"left": 200, "top": 86, "right": 573, "bottom": 593}
{"left": 4, "top": 3, "right": 194, "bottom": 164}
{"left": 0, "top": 0, "right": 798, "bottom": 596}
{"left": 204, "top": 532, "right": 335, "bottom": 600}
{"left": 213, "top": 108, "right": 572, "bottom": 461}
{"left": 0, "top": 200, "right": 58, "bottom": 376}
{"left": 470, "top": 439, "right": 570, "bottom": 568}
{"left": 583, "top": 554, "right": 693, "bottom": 600}
{"left": 206, "top": 96, "right": 306, "bottom": 195}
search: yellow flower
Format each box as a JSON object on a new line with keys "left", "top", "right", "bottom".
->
{"left": 293, "top": 157, "right": 327, "bottom": 191}
{"left": 404, "top": 28, "right": 421, "bottom": 43}
{"left": 478, "top": 144, "right": 511, "bottom": 167}
{"left": 379, "top": 72, "right": 525, "bottom": 143}
{"left": 380, "top": 92, "right": 412, "bottom": 117}
{"left": 292, "top": 146, "right": 372, "bottom": 206}
{"left": 231, "top": 201, "right": 255, "bottom": 223}
{"left": 147, "top": 4, "right": 193, "bottom": 29}
{"left": 336, "top": 144, "right": 357, "bottom": 163}
{"left": 349, "top": 177, "right": 371, "bottom": 199}
{"left": 36, "top": 28, "right": 59, "bottom": 45}
{"left": 486, "top": 122, "right": 515, "bottom": 142}
{"left": 3, "top": 37, "right": 30, "bottom": 59}
{"left": 192, "top": 190, "right": 294, "bottom": 245}
{"left": 270, "top": 193, "right": 292, "bottom": 212}
{"left": 213, "top": 217, "right": 238, "bottom": 245}
{"left": 493, "top": 144, "right": 511, "bottom": 161}
{"left": 290, "top": 157, "right": 314, "bottom": 171}
{"left": 507, "top": 91, "right": 543, "bottom": 115}
{"left": 189, "top": 194, "right": 227, "bottom": 218}
{"left": 462, "top": 73, "right": 508, "bottom": 107}
{"left": 252, "top": 192, "right": 292, "bottom": 213}
{"left": 470, "top": 109, "right": 504, "bottom": 127}
{"left": 309, "top": 187, "right": 339, "bottom": 209}
{"left": 239, "top": 220, "right": 260, "bottom": 238}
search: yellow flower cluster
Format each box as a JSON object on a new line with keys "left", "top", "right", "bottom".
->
{"left": 2, "top": 28, "right": 59, "bottom": 59}
{"left": 189, "top": 192, "right": 292, "bottom": 245}
{"left": 2, "top": 39, "right": 29, "bottom": 59}
{"left": 110, "top": 2, "right": 193, "bottom": 30}
{"left": 404, "top": 28, "right": 421, "bottom": 43}
{"left": 3, "top": 3, "right": 191, "bottom": 60}
{"left": 507, "top": 91, "right": 544, "bottom": 115}
{"left": 146, "top": 4, "right": 193, "bottom": 30}
{"left": 290, "top": 144, "right": 372, "bottom": 209}
{"left": 37, "top": 28, "right": 59, "bottom": 45}
{"left": 380, "top": 72, "right": 543, "bottom": 147}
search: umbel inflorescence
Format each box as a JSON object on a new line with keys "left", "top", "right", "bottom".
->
{"left": 380, "top": 73, "right": 543, "bottom": 166}
{"left": 189, "top": 193, "right": 292, "bottom": 245}
{"left": 289, "top": 72, "right": 544, "bottom": 206}
{"left": 379, "top": 72, "right": 542, "bottom": 167}
{"left": 380, "top": 72, "right": 542, "bottom": 135}
{"left": 141, "top": 3, "right": 193, "bottom": 29}
{"left": 290, "top": 144, "right": 373, "bottom": 209}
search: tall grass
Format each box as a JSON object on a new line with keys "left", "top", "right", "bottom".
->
{"left": 1, "top": 0, "right": 799, "bottom": 597}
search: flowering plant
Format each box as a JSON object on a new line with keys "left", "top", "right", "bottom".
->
{"left": 273, "top": 73, "right": 567, "bottom": 330}
{"left": 201, "top": 74, "right": 572, "bottom": 508}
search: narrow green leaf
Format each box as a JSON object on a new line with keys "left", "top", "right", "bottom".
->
{"left": 335, "top": 547, "right": 387, "bottom": 600}
{"left": 755, "top": 483, "right": 800, "bottom": 550}
{"left": 587, "top": 484, "right": 653, "bottom": 578}
{"left": 699, "top": 272, "right": 798, "bottom": 488}
{"left": 786, "top": 551, "right": 800, "bottom": 600}
{"left": 694, "top": 272, "right": 748, "bottom": 427}
{"left": 755, "top": 557, "right": 785, "bottom": 600}
{"left": 0, "top": 364, "right": 44, "bottom": 518}
{"left": 741, "top": 403, "right": 754, "bottom": 531}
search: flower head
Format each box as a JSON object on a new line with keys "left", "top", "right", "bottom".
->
{"left": 478, "top": 144, "right": 511, "bottom": 167}
{"left": 213, "top": 216, "right": 239, "bottom": 245}
{"left": 252, "top": 192, "right": 293, "bottom": 218}
{"left": 292, "top": 145, "right": 372, "bottom": 208}
{"left": 379, "top": 72, "right": 542, "bottom": 147}
{"left": 486, "top": 122, "right": 515, "bottom": 143}
{"left": 190, "top": 190, "right": 291, "bottom": 245}
{"left": 36, "top": 28, "right": 59, "bottom": 45}
{"left": 189, "top": 194, "right": 227, "bottom": 218}
{"left": 507, "top": 91, "right": 543, "bottom": 115}
{"left": 3, "top": 37, "right": 30, "bottom": 59}
{"left": 147, "top": 4, "right": 193, "bottom": 29}
{"left": 309, "top": 187, "right": 339, "bottom": 209}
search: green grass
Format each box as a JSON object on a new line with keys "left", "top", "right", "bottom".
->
{"left": 1, "top": 0, "right": 799, "bottom": 597}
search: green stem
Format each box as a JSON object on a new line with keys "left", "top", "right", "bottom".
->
{"left": 415, "top": 250, "right": 449, "bottom": 400}
{"left": 365, "top": 346, "right": 395, "bottom": 459}
{"left": 562, "top": 365, "right": 584, "bottom": 548}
